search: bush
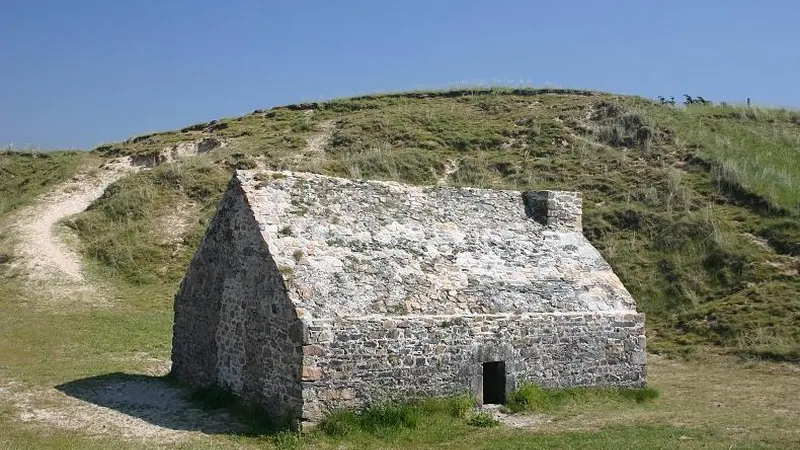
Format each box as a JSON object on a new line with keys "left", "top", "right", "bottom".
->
{"left": 598, "top": 112, "right": 657, "bottom": 150}
{"left": 319, "top": 403, "right": 423, "bottom": 436}
{"left": 318, "top": 394, "right": 477, "bottom": 437}
{"left": 318, "top": 410, "right": 360, "bottom": 437}
{"left": 593, "top": 102, "right": 660, "bottom": 150}
{"left": 506, "top": 384, "right": 552, "bottom": 413}
{"left": 416, "top": 394, "right": 475, "bottom": 418}
{"left": 467, "top": 412, "right": 500, "bottom": 428}
{"left": 360, "top": 403, "right": 423, "bottom": 432}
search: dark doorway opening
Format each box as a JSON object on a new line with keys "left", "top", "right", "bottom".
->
{"left": 482, "top": 361, "right": 506, "bottom": 404}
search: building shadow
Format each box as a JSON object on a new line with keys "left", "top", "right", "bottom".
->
{"left": 55, "top": 372, "right": 255, "bottom": 436}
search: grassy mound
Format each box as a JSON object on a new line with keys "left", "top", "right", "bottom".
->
{"left": 3, "top": 88, "right": 798, "bottom": 360}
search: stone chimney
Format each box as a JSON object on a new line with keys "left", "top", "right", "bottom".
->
{"left": 522, "top": 190, "right": 582, "bottom": 233}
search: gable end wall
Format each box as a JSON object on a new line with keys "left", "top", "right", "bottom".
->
{"left": 171, "top": 179, "right": 304, "bottom": 424}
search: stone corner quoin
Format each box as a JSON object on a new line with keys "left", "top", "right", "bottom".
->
{"left": 170, "top": 169, "right": 647, "bottom": 425}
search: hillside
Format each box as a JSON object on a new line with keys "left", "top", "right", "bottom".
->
{"left": 1, "top": 88, "right": 800, "bottom": 448}
{"left": 1, "top": 88, "right": 798, "bottom": 363}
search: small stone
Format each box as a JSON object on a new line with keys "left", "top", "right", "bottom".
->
{"left": 302, "top": 366, "right": 323, "bottom": 381}
{"left": 297, "top": 285, "right": 313, "bottom": 300}
{"left": 303, "top": 345, "right": 324, "bottom": 356}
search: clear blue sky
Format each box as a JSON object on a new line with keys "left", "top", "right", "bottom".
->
{"left": 2, "top": 1, "right": 799, "bottom": 150}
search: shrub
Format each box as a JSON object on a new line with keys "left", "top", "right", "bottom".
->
{"left": 318, "top": 410, "right": 360, "bottom": 437}
{"left": 268, "top": 431, "right": 303, "bottom": 449}
{"left": 319, "top": 403, "right": 423, "bottom": 436}
{"left": 467, "top": 412, "right": 500, "bottom": 427}
{"left": 318, "top": 394, "right": 477, "bottom": 437}
{"left": 598, "top": 112, "right": 657, "bottom": 150}
{"left": 360, "top": 403, "right": 423, "bottom": 432}
{"left": 506, "top": 383, "right": 552, "bottom": 413}
{"left": 416, "top": 394, "right": 475, "bottom": 418}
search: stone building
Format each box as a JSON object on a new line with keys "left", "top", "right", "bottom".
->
{"left": 171, "top": 170, "right": 646, "bottom": 426}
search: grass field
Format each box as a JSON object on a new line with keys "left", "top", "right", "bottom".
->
{"left": 0, "top": 88, "right": 798, "bottom": 448}
{"left": 0, "top": 286, "right": 797, "bottom": 449}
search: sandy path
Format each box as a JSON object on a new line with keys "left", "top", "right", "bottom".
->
{"left": 10, "top": 158, "right": 137, "bottom": 282}
{"left": 285, "top": 119, "right": 335, "bottom": 171}
{"left": 305, "top": 119, "right": 335, "bottom": 155}
{"left": 437, "top": 159, "right": 460, "bottom": 185}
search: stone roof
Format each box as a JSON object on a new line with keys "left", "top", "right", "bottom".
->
{"left": 235, "top": 170, "right": 637, "bottom": 319}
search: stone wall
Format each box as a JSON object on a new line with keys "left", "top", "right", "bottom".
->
{"left": 171, "top": 178, "right": 304, "bottom": 424}
{"left": 299, "top": 311, "right": 646, "bottom": 421}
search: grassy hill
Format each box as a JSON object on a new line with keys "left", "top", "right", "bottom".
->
{"left": 3, "top": 88, "right": 799, "bottom": 361}
{"left": 1, "top": 87, "right": 799, "bottom": 448}
{"left": 52, "top": 88, "right": 799, "bottom": 360}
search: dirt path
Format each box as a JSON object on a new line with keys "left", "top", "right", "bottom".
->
{"left": 284, "top": 119, "right": 335, "bottom": 171}
{"left": 437, "top": 159, "right": 460, "bottom": 185}
{"left": 305, "top": 119, "right": 335, "bottom": 155}
{"left": 10, "top": 157, "right": 138, "bottom": 283}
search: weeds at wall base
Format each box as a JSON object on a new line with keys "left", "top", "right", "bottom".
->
{"left": 318, "top": 394, "right": 476, "bottom": 437}
{"left": 467, "top": 412, "right": 501, "bottom": 428}
{"left": 504, "top": 384, "right": 660, "bottom": 414}
{"left": 316, "top": 386, "right": 658, "bottom": 438}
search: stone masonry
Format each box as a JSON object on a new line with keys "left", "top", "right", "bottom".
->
{"left": 171, "top": 170, "right": 647, "bottom": 426}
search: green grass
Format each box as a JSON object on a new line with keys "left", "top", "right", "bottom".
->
{"left": 0, "top": 150, "right": 100, "bottom": 215}
{"left": 0, "top": 278, "right": 798, "bottom": 447}
{"left": 0, "top": 422, "right": 729, "bottom": 450}
{"left": 505, "top": 384, "right": 659, "bottom": 413}
{"left": 1, "top": 87, "right": 799, "bottom": 448}
{"left": 318, "top": 395, "right": 475, "bottom": 437}
{"left": 64, "top": 157, "right": 230, "bottom": 296}
{"left": 648, "top": 103, "right": 800, "bottom": 214}
{"left": 0, "top": 300, "right": 172, "bottom": 385}
{"left": 466, "top": 412, "right": 500, "bottom": 428}
{"left": 63, "top": 88, "right": 800, "bottom": 359}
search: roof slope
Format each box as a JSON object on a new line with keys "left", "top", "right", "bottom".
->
{"left": 237, "top": 170, "right": 637, "bottom": 319}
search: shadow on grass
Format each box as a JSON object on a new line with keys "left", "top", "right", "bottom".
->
{"left": 55, "top": 372, "right": 257, "bottom": 436}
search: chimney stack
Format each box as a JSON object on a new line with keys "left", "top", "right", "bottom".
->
{"left": 522, "top": 191, "right": 582, "bottom": 233}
